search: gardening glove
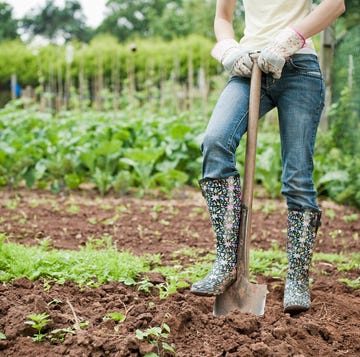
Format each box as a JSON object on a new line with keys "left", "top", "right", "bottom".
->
{"left": 258, "top": 26, "right": 306, "bottom": 79}
{"left": 211, "top": 39, "right": 253, "bottom": 78}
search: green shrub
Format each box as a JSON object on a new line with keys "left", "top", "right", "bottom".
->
{"left": 0, "top": 35, "right": 215, "bottom": 93}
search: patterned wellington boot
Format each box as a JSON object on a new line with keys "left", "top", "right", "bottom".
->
{"left": 284, "top": 209, "right": 322, "bottom": 313}
{"left": 190, "top": 175, "right": 242, "bottom": 296}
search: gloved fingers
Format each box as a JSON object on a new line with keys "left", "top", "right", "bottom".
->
{"left": 257, "top": 55, "right": 270, "bottom": 73}
{"left": 222, "top": 50, "right": 246, "bottom": 73}
{"left": 258, "top": 51, "right": 285, "bottom": 79}
{"left": 241, "top": 53, "right": 254, "bottom": 70}
{"left": 258, "top": 59, "right": 283, "bottom": 79}
{"left": 211, "top": 39, "right": 239, "bottom": 63}
{"left": 233, "top": 58, "right": 252, "bottom": 77}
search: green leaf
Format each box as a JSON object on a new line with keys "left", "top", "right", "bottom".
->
{"left": 318, "top": 170, "right": 349, "bottom": 184}
{"left": 162, "top": 342, "right": 176, "bottom": 353}
{"left": 135, "top": 329, "right": 145, "bottom": 340}
{"left": 104, "top": 312, "right": 126, "bottom": 323}
{"left": 0, "top": 332, "right": 7, "bottom": 340}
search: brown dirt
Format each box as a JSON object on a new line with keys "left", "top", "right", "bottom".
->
{"left": 0, "top": 188, "right": 359, "bottom": 357}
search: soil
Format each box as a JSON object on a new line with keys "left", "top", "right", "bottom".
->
{"left": 0, "top": 187, "right": 359, "bottom": 357}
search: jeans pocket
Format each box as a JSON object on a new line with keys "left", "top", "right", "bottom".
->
{"left": 288, "top": 57, "right": 322, "bottom": 78}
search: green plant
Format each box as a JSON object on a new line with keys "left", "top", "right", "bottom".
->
{"left": 135, "top": 323, "right": 175, "bottom": 356}
{"left": 137, "top": 278, "right": 155, "bottom": 293}
{"left": 343, "top": 213, "right": 358, "bottom": 223}
{"left": 48, "top": 327, "right": 76, "bottom": 343}
{"left": 0, "top": 332, "right": 6, "bottom": 340}
{"left": 337, "top": 252, "right": 360, "bottom": 272}
{"left": 0, "top": 234, "right": 154, "bottom": 287}
{"left": 25, "top": 312, "right": 51, "bottom": 342}
{"left": 103, "top": 312, "right": 126, "bottom": 323}
{"left": 338, "top": 277, "right": 360, "bottom": 290}
{"left": 325, "top": 209, "right": 336, "bottom": 220}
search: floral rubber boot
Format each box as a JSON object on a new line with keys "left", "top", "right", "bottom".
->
{"left": 190, "top": 175, "right": 242, "bottom": 296}
{"left": 284, "top": 209, "right": 322, "bottom": 313}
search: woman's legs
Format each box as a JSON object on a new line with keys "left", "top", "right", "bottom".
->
{"left": 277, "top": 55, "right": 325, "bottom": 210}
{"left": 276, "top": 54, "right": 325, "bottom": 312}
{"left": 191, "top": 76, "right": 273, "bottom": 296}
{"left": 190, "top": 175, "right": 242, "bottom": 295}
{"left": 201, "top": 76, "right": 273, "bottom": 179}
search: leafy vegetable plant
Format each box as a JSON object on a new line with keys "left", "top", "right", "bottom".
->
{"left": 25, "top": 312, "right": 51, "bottom": 342}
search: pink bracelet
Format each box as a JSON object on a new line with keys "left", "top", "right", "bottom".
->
{"left": 289, "top": 26, "right": 306, "bottom": 48}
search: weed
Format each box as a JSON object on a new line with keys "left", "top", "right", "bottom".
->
{"left": 338, "top": 277, "right": 360, "bottom": 290}
{"left": 337, "top": 252, "right": 360, "bottom": 271}
{"left": 103, "top": 312, "right": 126, "bottom": 323}
{"left": 0, "top": 332, "right": 6, "bottom": 340}
{"left": 79, "top": 321, "right": 89, "bottom": 328}
{"left": 87, "top": 217, "right": 98, "bottom": 224}
{"left": 135, "top": 322, "right": 175, "bottom": 356}
{"left": 189, "top": 206, "right": 205, "bottom": 218}
{"left": 66, "top": 204, "right": 80, "bottom": 214}
{"left": 329, "top": 229, "right": 343, "bottom": 243}
{"left": 116, "top": 204, "right": 129, "bottom": 213}
{"left": 152, "top": 204, "right": 164, "bottom": 212}
{"left": 25, "top": 312, "right": 51, "bottom": 342}
{"left": 250, "top": 248, "right": 287, "bottom": 279}
{"left": 100, "top": 203, "right": 112, "bottom": 210}
{"left": 166, "top": 206, "right": 179, "bottom": 215}
{"left": 325, "top": 209, "right": 336, "bottom": 220}
{"left": 43, "top": 280, "right": 52, "bottom": 292}
{"left": 314, "top": 252, "right": 348, "bottom": 264}
{"left": 5, "top": 196, "right": 20, "bottom": 210}
{"left": 50, "top": 200, "right": 60, "bottom": 212}
{"left": 137, "top": 278, "right": 155, "bottom": 293}
{"left": 159, "top": 219, "right": 170, "bottom": 226}
{"left": 171, "top": 247, "right": 204, "bottom": 259}
{"left": 150, "top": 211, "right": 158, "bottom": 220}
{"left": 48, "top": 327, "right": 76, "bottom": 343}
{"left": 0, "top": 234, "right": 153, "bottom": 287}
{"left": 48, "top": 299, "right": 62, "bottom": 306}
{"left": 102, "top": 214, "right": 120, "bottom": 225}
{"left": 343, "top": 213, "right": 358, "bottom": 222}
{"left": 36, "top": 237, "right": 53, "bottom": 252}
{"left": 261, "top": 204, "right": 277, "bottom": 215}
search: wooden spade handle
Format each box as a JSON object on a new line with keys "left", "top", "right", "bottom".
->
{"left": 237, "top": 61, "right": 262, "bottom": 276}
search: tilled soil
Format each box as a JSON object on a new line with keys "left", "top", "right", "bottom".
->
{"left": 0, "top": 188, "right": 359, "bottom": 356}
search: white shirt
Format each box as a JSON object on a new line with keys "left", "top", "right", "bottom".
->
{"left": 239, "top": 0, "right": 316, "bottom": 54}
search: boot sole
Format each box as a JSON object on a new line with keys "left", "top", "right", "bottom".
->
{"left": 190, "top": 289, "right": 219, "bottom": 297}
{"left": 284, "top": 305, "right": 309, "bottom": 314}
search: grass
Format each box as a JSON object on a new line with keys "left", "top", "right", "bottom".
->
{"left": 0, "top": 233, "right": 359, "bottom": 292}
{"left": 0, "top": 234, "right": 155, "bottom": 287}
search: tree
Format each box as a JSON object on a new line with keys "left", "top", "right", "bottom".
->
{"left": 97, "top": 0, "right": 244, "bottom": 42}
{"left": 97, "top": 0, "right": 175, "bottom": 41}
{"left": 343, "top": 0, "right": 360, "bottom": 30}
{"left": 20, "top": 0, "right": 93, "bottom": 43}
{"left": 0, "top": 2, "right": 18, "bottom": 41}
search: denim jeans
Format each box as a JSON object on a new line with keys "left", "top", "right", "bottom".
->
{"left": 201, "top": 54, "right": 325, "bottom": 210}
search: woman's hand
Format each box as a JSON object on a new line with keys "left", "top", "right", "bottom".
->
{"left": 212, "top": 39, "right": 253, "bottom": 78}
{"left": 258, "top": 27, "right": 305, "bottom": 79}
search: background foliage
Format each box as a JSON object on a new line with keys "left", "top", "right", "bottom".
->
{"left": 0, "top": 0, "right": 358, "bottom": 208}
{"left": 0, "top": 101, "right": 359, "bottom": 208}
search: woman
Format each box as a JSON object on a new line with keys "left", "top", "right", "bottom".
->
{"left": 190, "top": 0, "right": 345, "bottom": 313}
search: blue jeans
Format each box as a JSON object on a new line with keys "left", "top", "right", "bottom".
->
{"left": 201, "top": 54, "right": 325, "bottom": 210}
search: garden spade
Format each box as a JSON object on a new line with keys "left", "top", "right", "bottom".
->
{"left": 213, "top": 59, "right": 267, "bottom": 316}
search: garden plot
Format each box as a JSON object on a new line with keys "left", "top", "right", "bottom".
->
{"left": 0, "top": 188, "right": 359, "bottom": 356}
